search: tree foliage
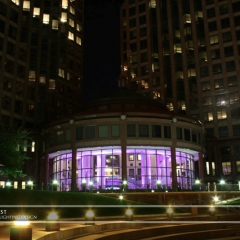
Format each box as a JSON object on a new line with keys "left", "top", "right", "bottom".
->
{"left": 0, "top": 125, "right": 31, "bottom": 178}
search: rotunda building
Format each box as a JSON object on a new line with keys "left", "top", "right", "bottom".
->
{"left": 42, "top": 87, "right": 205, "bottom": 192}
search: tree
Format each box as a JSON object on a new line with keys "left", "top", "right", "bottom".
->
{"left": 0, "top": 125, "right": 31, "bottom": 178}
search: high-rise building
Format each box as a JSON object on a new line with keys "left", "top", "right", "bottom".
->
{"left": 0, "top": 0, "right": 83, "bottom": 129}
{"left": 120, "top": 0, "right": 240, "bottom": 183}
{"left": 0, "top": 0, "right": 84, "bottom": 186}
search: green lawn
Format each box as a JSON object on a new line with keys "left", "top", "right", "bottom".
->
{"left": 0, "top": 189, "right": 166, "bottom": 219}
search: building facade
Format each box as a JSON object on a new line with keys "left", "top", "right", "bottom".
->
{"left": 0, "top": 0, "right": 84, "bottom": 186}
{"left": 41, "top": 86, "right": 205, "bottom": 191}
{"left": 120, "top": 0, "right": 240, "bottom": 183}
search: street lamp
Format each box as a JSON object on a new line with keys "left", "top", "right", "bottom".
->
{"left": 52, "top": 180, "right": 58, "bottom": 191}
{"left": 27, "top": 181, "right": 33, "bottom": 190}
{"left": 6, "top": 181, "right": 11, "bottom": 188}
{"left": 195, "top": 179, "right": 201, "bottom": 191}
{"left": 157, "top": 180, "right": 161, "bottom": 191}
{"left": 82, "top": 179, "right": 86, "bottom": 192}
{"left": 119, "top": 195, "right": 124, "bottom": 200}
{"left": 123, "top": 180, "right": 127, "bottom": 192}
{"left": 220, "top": 179, "right": 226, "bottom": 191}
{"left": 89, "top": 181, "right": 93, "bottom": 193}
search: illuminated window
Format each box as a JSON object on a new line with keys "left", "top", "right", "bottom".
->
{"left": 153, "top": 91, "right": 160, "bottom": 99}
{"left": 14, "top": 182, "right": 18, "bottom": 189}
{"left": 52, "top": 20, "right": 58, "bottom": 30}
{"left": 123, "top": 65, "right": 128, "bottom": 71}
{"left": 49, "top": 79, "right": 55, "bottom": 89}
{"left": 29, "top": 71, "right": 35, "bottom": 82}
{"left": 70, "top": 6, "right": 75, "bottom": 15}
{"left": 11, "top": 0, "right": 19, "bottom": 5}
{"left": 67, "top": 73, "right": 70, "bottom": 80}
{"left": 188, "top": 69, "right": 196, "bottom": 77}
{"left": 23, "top": 1, "right": 30, "bottom": 11}
{"left": 31, "top": 142, "right": 35, "bottom": 152}
{"left": 68, "top": 31, "right": 74, "bottom": 40}
{"left": 166, "top": 102, "right": 174, "bottom": 111}
{"left": 230, "top": 92, "right": 239, "bottom": 104}
{"left": 76, "top": 24, "right": 82, "bottom": 32}
{"left": 33, "top": 7, "right": 40, "bottom": 17}
{"left": 210, "top": 35, "right": 218, "bottom": 44}
{"left": 43, "top": 14, "right": 50, "bottom": 24}
{"left": 183, "top": 14, "right": 191, "bottom": 23}
{"left": 61, "top": 12, "right": 67, "bottom": 22}
{"left": 39, "top": 76, "right": 46, "bottom": 84}
{"left": 62, "top": 0, "right": 68, "bottom": 9}
{"left": 22, "top": 182, "right": 25, "bottom": 189}
{"left": 174, "top": 43, "right": 182, "bottom": 53}
{"left": 69, "top": 18, "right": 74, "bottom": 27}
{"left": 129, "top": 155, "right": 134, "bottom": 161}
{"left": 76, "top": 36, "right": 81, "bottom": 45}
{"left": 214, "top": 78, "right": 223, "bottom": 89}
{"left": 58, "top": 68, "right": 64, "bottom": 78}
{"left": 222, "top": 162, "right": 231, "bottom": 175}
{"left": 206, "top": 162, "right": 210, "bottom": 175}
{"left": 217, "top": 109, "right": 227, "bottom": 120}
{"left": 215, "top": 94, "right": 225, "bottom": 106}
{"left": 204, "top": 112, "right": 213, "bottom": 122}
{"left": 212, "top": 162, "right": 215, "bottom": 176}
{"left": 149, "top": 0, "right": 156, "bottom": 8}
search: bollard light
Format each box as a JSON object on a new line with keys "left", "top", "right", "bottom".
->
{"left": 209, "top": 205, "right": 215, "bottom": 216}
{"left": 89, "top": 181, "right": 93, "bottom": 193}
{"left": 85, "top": 210, "right": 95, "bottom": 225}
{"left": 125, "top": 209, "right": 133, "bottom": 221}
{"left": 45, "top": 212, "right": 60, "bottom": 231}
{"left": 166, "top": 206, "right": 173, "bottom": 219}
{"left": 123, "top": 180, "right": 127, "bottom": 192}
{"left": 10, "top": 216, "right": 32, "bottom": 240}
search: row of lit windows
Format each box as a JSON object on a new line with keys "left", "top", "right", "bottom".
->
{"left": 46, "top": 124, "right": 201, "bottom": 147}
{"left": 202, "top": 92, "right": 239, "bottom": 107}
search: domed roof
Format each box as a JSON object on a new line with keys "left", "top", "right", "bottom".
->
{"left": 80, "top": 87, "right": 169, "bottom": 113}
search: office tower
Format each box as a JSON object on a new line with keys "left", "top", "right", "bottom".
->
{"left": 120, "top": 0, "right": 240, "bottom": 183}
{"left": 0, "top": 0, "right": 83, "bottom": 129}
{"left": 0, "top": 0, "right": 84, "bottom": 186}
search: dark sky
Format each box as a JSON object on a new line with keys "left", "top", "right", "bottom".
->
{"left": 83, "top": 0, "right": 123, "bottom": 102}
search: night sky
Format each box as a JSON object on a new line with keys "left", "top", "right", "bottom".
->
{"left": 83, "top": 0, "right": 123, "bottom": 102}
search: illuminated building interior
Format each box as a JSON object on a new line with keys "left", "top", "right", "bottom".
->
{"left": 51, "top": 146, "right": 196, "bottom": 191}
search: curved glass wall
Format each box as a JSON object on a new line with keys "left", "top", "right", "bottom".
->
{"left": 52, "top": 146, "right": 195, "bottom": 191}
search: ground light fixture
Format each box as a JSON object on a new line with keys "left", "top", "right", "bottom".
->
{"left": 213, "top": 196, "right": 219, "bottom": 203}
{"left": 45, "top": 212, "right": 60, "bottom": 231}
{"left": 166, "top": 206, "right": 173, "bottom": 219}
{"left": 119, "top": 195, "right": 124, "bottom": 200}
{"left": 125, "top": 209, "right": 133, "bottom": 221}
{"left": 123, "top": 180, "right": 127, "bottom": 191}
{"left": 220, "top": 180, "right": 225, "bottom": 184}
{"left": 209, "top": 205, "right": 215, "bottom": 216}
{"left": 85, "top": 210, "right": 95, "bottom": 225}
{"left": 195, "top": 179, "right": 200, "bottom": 184}
{"left": 27, "top": 181, "right": 33, "bottom": 190}
{"left": 6, "top": 181, "right": 11, "bottom": 187}
{"left": 10, "top": 216, "right": 32, "bottom": 240}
